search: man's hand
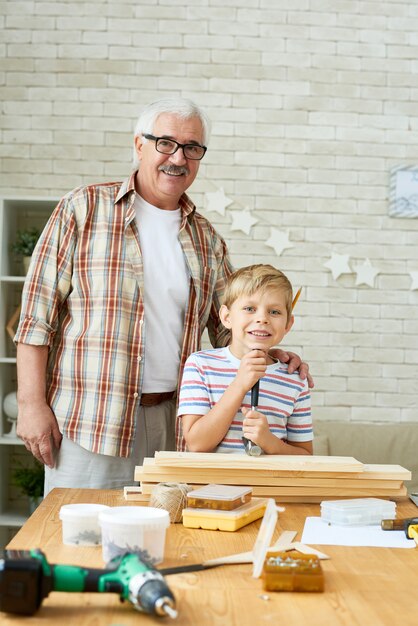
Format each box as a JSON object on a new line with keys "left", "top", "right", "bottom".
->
{"left": 270, "top": 348, "right": 314, "bottom": 389}
{"left": 16, "top": 402, "right": 62, "bottom": 468}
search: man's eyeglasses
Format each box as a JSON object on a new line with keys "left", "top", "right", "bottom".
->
{"left": 142, "top": 134, "right": 207, "bottom": 160}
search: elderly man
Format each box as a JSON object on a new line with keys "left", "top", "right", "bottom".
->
{"left": 15, "top": 98, "right": 311, "bottom": 493}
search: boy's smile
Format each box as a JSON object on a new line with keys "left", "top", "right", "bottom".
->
{"left": 220, "top": 288, "right": 294, "bottom": 360}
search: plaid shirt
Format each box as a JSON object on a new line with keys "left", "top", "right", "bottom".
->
{"left": 15, "top": 171, "right": 233, "bottom": 457}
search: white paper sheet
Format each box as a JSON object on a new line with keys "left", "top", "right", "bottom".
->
{"left": 301, "top": 517, "right": 416, "bottom": 549}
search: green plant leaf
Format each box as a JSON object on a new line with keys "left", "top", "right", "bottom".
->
{"left": 11, "top": 228, "right": 41, "bottom": 257}
{"left": 12, "top": 459, "right": 44, "bottom": 498}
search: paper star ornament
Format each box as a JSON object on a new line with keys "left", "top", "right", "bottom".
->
{"left": 409, "top": 271, "right": 418, "bottom": 290}
{"left": 205, "top": 187, "right": 233, "bottom": 216}
{"left": 324, "top": 253, "right": 353, "bottom": 281}
{"left": 265, "top": 228, "right": 293, "bottom": 257}
{"left": 354, "top": 258, "right": 380, "bottom": 288}
{"left": 229, "top": 208, "right": 258, "bottom": 235}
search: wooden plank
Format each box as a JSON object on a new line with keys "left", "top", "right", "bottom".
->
{"left": 136, "top": 459, "right": 411, "bottom": 482}
{"left": 271, "top": 494, "right": 409, "bottom": 503}
{"left": 135, "top": 467, "right": 403, "bottom": 489}
{"left": 141, "top": 458, "right": 411, "bottom": 479}
{"left": 140, "top": 482, "right": 408, "bottom": 498}
{"left": 153, "top": 451, "right": 364, "bottom": 473}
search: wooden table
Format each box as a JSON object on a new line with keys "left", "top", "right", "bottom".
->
{"left": 3, "top": 488, "right": 418, "bottom": 626}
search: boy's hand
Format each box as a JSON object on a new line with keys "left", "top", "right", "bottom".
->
{"left": 235, "top": 349, "right": 267, "bottom": 393}
{"left": 242, "top": 406, "right": 273, "bottom": 450}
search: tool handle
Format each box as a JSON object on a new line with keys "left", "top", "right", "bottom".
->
{"left": 242, "top": 381, "right": 263, "bottom": 456}
{"left": 251, "top": 380, "right": 260, "bottom": 409}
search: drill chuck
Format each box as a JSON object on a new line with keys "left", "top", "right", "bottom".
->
{"left": 129, "top": 570, "right": 177, "bottom": 618}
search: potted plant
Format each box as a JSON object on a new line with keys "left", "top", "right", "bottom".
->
{"left": 11, "top": 227, "right": 41, "bottom": 274}
{"left": 12, "top": 459, "right": 44, "bottom": 514}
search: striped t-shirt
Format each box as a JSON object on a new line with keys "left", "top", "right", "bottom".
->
{"left": 178, "top": 347, "right": 312, "bottom": 453}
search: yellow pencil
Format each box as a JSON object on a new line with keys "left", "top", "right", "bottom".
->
{"left": 292, "top": 286, "right": 302, "bottom": 311}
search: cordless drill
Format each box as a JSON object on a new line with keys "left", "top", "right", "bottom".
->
{"left": 0, "top": 549, "right": 177, "bottom": 618}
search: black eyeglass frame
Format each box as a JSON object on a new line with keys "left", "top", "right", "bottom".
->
{"left": 142, "top": 133, "right": 207, "bottom": 160}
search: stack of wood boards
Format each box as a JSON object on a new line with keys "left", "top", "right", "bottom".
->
{"left": 134, "top": 452, "right": 411, "bottom": 503}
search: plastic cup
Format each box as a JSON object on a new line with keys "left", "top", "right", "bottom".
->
{"left": 59, "top": 503, "right": 110, "bottom": 546}
{"left": 98, "top": 506, "right": 170, "bottom": 565}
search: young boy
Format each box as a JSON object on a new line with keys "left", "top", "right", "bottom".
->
{"left": 178, "top": 264, "right": 313, "bottom": 455}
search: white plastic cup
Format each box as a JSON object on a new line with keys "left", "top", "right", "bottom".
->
{"left": 98, "top": 506, "right": 170, "bottom": 565}
{"left": 59, "top": 503, "right": 110, "bottom": 546}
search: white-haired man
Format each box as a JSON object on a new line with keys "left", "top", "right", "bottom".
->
{"left": 15, "top": 98, "right": 311, "bottom": 493}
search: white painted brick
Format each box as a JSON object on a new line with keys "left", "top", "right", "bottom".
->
{"left": 0, "top": 144, "right": 26, "bottom": 157}
{"left": 57, "top": 74, "right": 108, "bottom": 88}
{"left": 81, "top": 32, "right": 134, "bottom": 46}
{"left": 4, "top": 129, "right": 53, "bottom": 143}
{"left": 58, "top": 44, "right": 108, "bottom": 59}
{"left": 53, "top": 130, "right": 105, "bottom": 146}
{"left": 85, "top": 60, "right": 136, "bottom": 74}
{"left": 1, "top": 29, "right": 31, "bottom": 44}
{"left": 35, "top": 31, "right": 84, "bottom": 45}
{"left": 351, "top": 408, "right": 401, "bottom": 422}
{"left": 57, "top": 16, "right": 105, "bottom": 30}
{"left": 188, "top": 7, "right": 236, "bottom": 20}
{"left": 286, "top": 39, "right": 336, "bottom": 54}
{"left": 114, "top": 47, "right": 160, "bottom": 63}
{"left": 31, "top": 145, "right": 81, "bottom": 160}
{"left": 2, "top": 1, "right": 418, "bottom": 425}
{"left": 400, "top": 410, "right": 418, "bottom": 422}
{"left": 388, "top": 45, "right": 418, "bottom": 59}
{"left": 312, "top": 408, "right": 352, "bottom": 421}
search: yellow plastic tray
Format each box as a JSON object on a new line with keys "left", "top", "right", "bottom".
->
{"left": 182, "top": 498, "right": 268, "bottom": 532}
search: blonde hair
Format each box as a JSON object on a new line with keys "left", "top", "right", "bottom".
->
{"left": 223, "top": 264, "right": 293, "bottom": 321}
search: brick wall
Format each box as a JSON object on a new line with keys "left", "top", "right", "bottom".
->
{"left": 1, "top": 0, "right": 418, "bottom": 424}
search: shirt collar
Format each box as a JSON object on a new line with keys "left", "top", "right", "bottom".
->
{"left": 116, "top": 170, "right": 196, "bottom": 225}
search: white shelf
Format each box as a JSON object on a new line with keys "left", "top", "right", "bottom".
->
{"left": 0, "top": 195, "right": 57, "bottom": 538}
{"left": 0, "top": 436, "right": 24, "bottom": 446}
{"left": 0, "top": 512, "right": 28, "bottom": 527}
{"left": 0, "top": 276, "right": 26, "bottom": 283}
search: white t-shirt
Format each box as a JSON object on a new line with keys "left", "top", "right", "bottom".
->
{"left": 135, "top": 194, "right": 190, "bottom": 392}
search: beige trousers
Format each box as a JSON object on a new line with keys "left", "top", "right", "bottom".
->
{"left": 44, "top": 399, "right": 176, "bottom": 496}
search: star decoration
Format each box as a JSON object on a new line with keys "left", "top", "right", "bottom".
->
{"left": 354, "top": 258, "right": 380, "bottom": 288}
{"left": 324, "top": 253, "right": 353, "bottom": 281}
{"left": 229, "top": 208, "right": 258, "bottom": 235}
{"left": 205, "top": 187, "right": 233, "bottom": 216}
{"left": 265, "top": 228, "right": 293, "bottom": 257}
{"left": 409, "top": 271, "right": 418, "bottom": 291}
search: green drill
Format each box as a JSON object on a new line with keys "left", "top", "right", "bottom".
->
{"left": 0, "top": 549, "right": 177, "bottom": 618}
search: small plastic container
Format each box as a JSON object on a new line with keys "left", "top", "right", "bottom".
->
{"left": 186, "top": 484, "right": 252, "bottom": 511}
{"left": 263, "top": 550, "right": 324, "bottom": 592}
{"left": 320, "top": 498, "right": 396, "bottom": 526}
{"left": 182, "top": 497, "right": 267, "bottom": 531}
{"left": 59, "top": 503, "right": 110, "bottom": 546}
{"left": 98, "top": 506, "right": 170, "bottom": 565}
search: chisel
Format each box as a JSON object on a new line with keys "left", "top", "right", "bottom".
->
{"left": 242, "top": 381, "right": 263, "bottom": 456}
